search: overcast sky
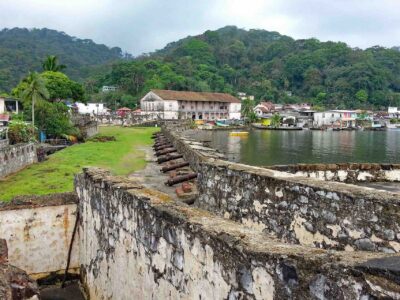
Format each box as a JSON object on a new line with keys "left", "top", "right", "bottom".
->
{"left": 0, "top": 0, "right": 399, "bottom": 55}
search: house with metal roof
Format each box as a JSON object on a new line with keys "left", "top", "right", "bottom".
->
{"left": 140, "top": 90, "right": 241, "bottom": 120}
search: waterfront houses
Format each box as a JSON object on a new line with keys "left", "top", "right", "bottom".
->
{"left": 313, "top": 110, "right": 358, "bottom": 127}
{"left": 140, "top": 89, "right": 242, "bottom": 120}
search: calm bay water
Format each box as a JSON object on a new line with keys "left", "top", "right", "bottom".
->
{"left": 189, "top": 129, "right": 400, "bottom": 166}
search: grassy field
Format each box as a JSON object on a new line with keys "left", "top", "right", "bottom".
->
{"left": 0, "top": 126, "right": 159, "bottom": 201}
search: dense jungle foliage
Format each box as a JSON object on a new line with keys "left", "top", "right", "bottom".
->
{"left": 0, "top": 27, "right": 127, "bottom": 92}
{"left": 2, "top": 26, "right": 400, "bottom": 109}
{"left": 95, "top": 26, "right": 400, "bottom": 109}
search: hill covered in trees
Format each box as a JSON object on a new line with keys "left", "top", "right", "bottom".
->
{"left": 0, "top": 28, "right": 129, "bottom": 92}
{"left": 96, "top": 26, "right": 400, "bottom": 109}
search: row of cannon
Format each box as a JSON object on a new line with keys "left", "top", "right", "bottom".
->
{"left": 152, "top": 132, "right": 197, "bottom": 186}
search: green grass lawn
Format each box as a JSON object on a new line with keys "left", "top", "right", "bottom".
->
{"left": 0, "top": 126, "right": 159, "bottom": 201}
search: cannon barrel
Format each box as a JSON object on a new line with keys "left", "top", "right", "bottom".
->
{"left": 154, "top": 144, "right": 174, "bottom": 151}
{"left": 157, "top": 154, "right": 183, "bottom": 164}
{"left": 165, "top": 173, "right": 197, "bottom": 186}
{"left": 161, "top": 162, "right": 190, "bottom": 173}
{"left": 155, "top": 148, "right": 177, "bottom": 156}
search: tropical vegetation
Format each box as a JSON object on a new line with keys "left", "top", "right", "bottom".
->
{"left": 0, "top": 27, "right": 127, "bottom": 92}
{"left": 92, "top": 26, "right": 400, "bottom": 109}
{"left": 2, "top": 26, "right": 400, "bottom": 110}
{"left": 0, "top": 126, "right": 159, "bottom": 201}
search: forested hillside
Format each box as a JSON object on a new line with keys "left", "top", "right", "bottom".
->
{"left": 0, "top": 28, "right": 128, "bottom": 92}
{"left": 96, "top": 26, "right": 400, "bottom": 109}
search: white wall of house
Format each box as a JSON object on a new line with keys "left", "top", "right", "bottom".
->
{"left": 313, "top": 111, "right": 341, "bottom": 127}
{"left": 0, "top": 98, "right": 5, "bottom": 114}
{"left": 76, "top": 103, "right": 108, "bottom": 115}
{"left": 229, "top": 103, "right": 241, "bottom": 119}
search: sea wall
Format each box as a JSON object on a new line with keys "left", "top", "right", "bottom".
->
{"left": 270, "top": 163, "right": 400, "bottom": 183}
{"left": 0, "top": 143, "right": 37, "bottom": 178}
{"left": 162, "top": 124, "right": 400, "bottom": 253}
{"left": 75, "top": 167, "right": 400, "bottom": 300}
{"left": 197, "top": 160, "right": 400, "bottom": 253}
{"left": 0, "top": 193, "right": 79, "bottom": 277}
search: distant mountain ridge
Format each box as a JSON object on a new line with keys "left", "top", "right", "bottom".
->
{"left": 97, "top": 25, "right": 400, "bottom": 109}
{"left": 0, "top": 27, "right": 131, "bottom": 92}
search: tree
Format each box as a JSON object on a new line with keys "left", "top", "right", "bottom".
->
{"left": 270, "top": 113, "right": 281, "bottom": 127}
{"left": 355, "top": 89, "right": 368, "bottom": 103}
{"left": 241, "top": 98, "right": 256, "bottom": 124}
{"left": 42, "top": 55, "right": 67, "bottom": 72}
{"left": 20, "top": 72, "right": 49, "bottom": 128}
{"left": 41, "top": 71, "right": 85, "bottom": 102}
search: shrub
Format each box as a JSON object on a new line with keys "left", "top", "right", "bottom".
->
{"left": 8, "top": 121, "right": 36, "bottom": 144}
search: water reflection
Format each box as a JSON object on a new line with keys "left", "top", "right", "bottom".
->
{"left": 190, "top": 130, "right": 400, "bottom": 166}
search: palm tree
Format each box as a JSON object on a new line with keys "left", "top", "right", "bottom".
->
{"left": 241, "top": 98, "right": 256, "bottom": 124}
{"left": 42, "top": 55, "right": 67, "bottom": 72}
{"left": 270, "top": 113, "right": 281, "bottom": 127}
{"left": 21, "top": 72, "right": 50, "bottom": 128}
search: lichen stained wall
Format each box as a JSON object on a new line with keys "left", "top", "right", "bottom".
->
{"left": 75, "top": 168, "right": 400, "bottom": 300}
{"left": 0, "top": 193, "right": 79, "bottom": 277}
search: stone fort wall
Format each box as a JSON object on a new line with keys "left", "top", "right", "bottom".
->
{"left": 0, "top": 143, "right": 37, "bottom": 178}
{"left": 0, "top": 193, "right": 79, "bottom": 277}
{"left": 75, "top": 167, "right": 400, "bottom": 299}
{"left": 270, "top": 163, "right": 400, "bottom": 183}
{"left": 162, "top": 124, "right": 400, "bottom": 253}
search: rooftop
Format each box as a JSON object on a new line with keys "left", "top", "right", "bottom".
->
{"left": 151, "top": 89, "right": 241, "bottom": 103}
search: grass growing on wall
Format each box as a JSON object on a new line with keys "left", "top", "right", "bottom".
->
{"left": 0, "top": 126, "right": 159, "bottom": 201}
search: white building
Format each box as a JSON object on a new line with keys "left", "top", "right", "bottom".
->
{"left": 75, "top": 102, "right": 109, "bottom": 116}
{"left": 102, "top": 86, "right": 118, "bottom": 93}
{"left": 313, "top": 110, "right": 357, "bottom": 127}
{"left": 0, "top": 97, "right": 20, "bottom": 114}
{"left": 388, "top": 107, "right": 399, "bottom": 118}
{"left": 140, "top": 90, "right": 241, "bottom": 120}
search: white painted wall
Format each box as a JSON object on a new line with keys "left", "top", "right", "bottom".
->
{"left": 0, "top": 98, "right": 5, "bottom": 114}
{"left": 313, "top": 111, "right": 341, "bottom": 127}
{"left": 76, "top": 102, "right": 108, "bottom": 115}
{"left": 229, "top": 103, "right": 242, "bottom": 119}
{"left": 0, "top": 204, "right": 79, "bottom": 276}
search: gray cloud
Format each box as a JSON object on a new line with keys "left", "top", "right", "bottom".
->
{"left": 0, "top": 0, "right": 399, "bottom": 55}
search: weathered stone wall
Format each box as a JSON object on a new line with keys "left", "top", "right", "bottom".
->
{"left": 161, "top": 125, "right": 400, "bottom": 253}
{"left": 0, "top": 143, "right": 37, "bottom": 178}
{"left": 80, "top": 121, "right": 98, "bottom": 139}
{"left": 0, "top": 193, "right": 79, "bottom": 277}
{"left": 196, "top": 160, "right": 400, "bottom": 253}
{"left": 0, "top": 239, "right": 40, "bottom": 299}
{"left": 162, "top": 122, "right": 225, "bottom": 171}
{"left": 75, "top": 168, "right": 400, "bottom": 300}
{"left": 270, "top": 163, "right": 400, "bottom": 183}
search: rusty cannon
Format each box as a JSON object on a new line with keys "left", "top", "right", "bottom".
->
{"left": 157, "top": 154, "right": 183, "bottom": 164}
{"left": 151, "top": 134, "right": 164, "bottom": 139}
{"left": 161, "top": 162, "right": 190, "bottom": 173}
{"left": 154, "top": 144, "right": 174, "bottom": 151}
{"left": 155, "top": 148, "right": 177, "bottom": 156}
{"left": 153, "top": 143, "right": 172, "bottom": 150}
{"left": 154, "top": 138, "right": 169, "bottom": 144}
{"left": 165, "top": 173, "right": 197, "bottom": 186}
{"left": 153, "top": 140, "right": 170, "bottom": 146}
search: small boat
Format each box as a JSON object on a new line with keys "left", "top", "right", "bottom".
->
{"left": 216, "top": 119, "right": 230, "bottom": 127}
{"left": 229, "top": 131, "right": 249, "bottom": 137}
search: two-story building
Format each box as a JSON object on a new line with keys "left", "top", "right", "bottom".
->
{"left": 313, "top": 110, "right": 357, "bottom": 127}
{"left": 140, "top": 90, "right": 241, "bottom": 120}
